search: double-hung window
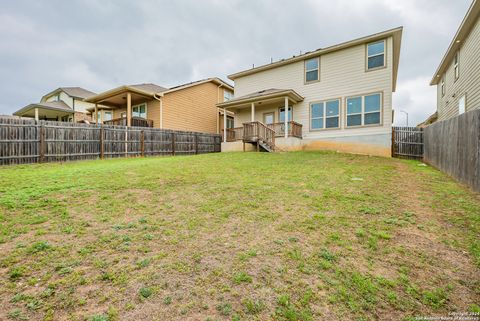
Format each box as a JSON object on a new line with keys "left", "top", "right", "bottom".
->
{"left": 310, "top": 99, "right": 340, "bottom": 130}
{"left": 305, "top": 58, "right": 319, "bottom": 83}
{"left": 132, "top": 103, "right": 146, "bottom": 118}
{"left": 224, "top": 90, "right": 233, "bottom": 101}
{"left": 367, "top": 40, "right": 385, "bottom": 70}
{"left": 346, "top": 93, "right": 382, "bottom": 127}
{"left": 226, "top": 116, "right": 234, "bottom": 129}
{"left": 454, "top": 51, "right": 459, "bottom": 80}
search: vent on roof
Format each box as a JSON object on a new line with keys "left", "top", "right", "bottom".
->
{"left": 258, "top": 90, "right": 266, "bottom": 93}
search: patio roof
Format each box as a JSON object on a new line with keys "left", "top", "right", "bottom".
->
{"left": 217, "top": 88, "right": 304, "bottom": 109}
{"left": 13, "top": 101, "right": 74, "bottom": 119}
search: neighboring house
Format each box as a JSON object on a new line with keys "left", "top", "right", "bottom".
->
{"left": 218, "top": 27, "right": 403, "bottom": 157}
{"left": 417, "top": 112, "right": 438, "bottom": 128}
{"left": 430, "top": 0, "right": 480, "bottom": 121}
{"left": 84, "top": 78, "right": 234, "bottom": 134}
{"left": 13, "top": 87, "right": 97, "bottom": 122}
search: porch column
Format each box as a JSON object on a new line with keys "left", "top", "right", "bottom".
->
{"left": 94, "top": 104, "right": 98, "bottom": 124}
{"left": 251, "top": 102, "right": 255, "bottom": 122}
{"left": 34, "top": 107, "right": 39, "bottom": 121}
{"left": 223, "top": 108, "right": 227, "bottom": 143}
{"left": 284, "top": 97, "right": 288, "bottom": 138}
{"left": 126, "top": 92, "right": 132, "bottom": 127}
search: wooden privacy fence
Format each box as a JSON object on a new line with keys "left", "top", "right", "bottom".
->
{"left": 0, "top": 117, "right": 221, "bottom": 165}
{"left": 392, "top": 126, "right": 424, "bottom": 160}
{"left": 424, "top": 109, "right": 480, "bottom": 192}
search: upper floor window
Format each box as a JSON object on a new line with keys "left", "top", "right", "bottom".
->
{"left": 346, "top": 93, "right": 382, "bottom": 127}
{"left": 310, "top": 99, "right": 340, "bottom": 130}
{"left": 305, "top": 58, "right": 319, "bottom": 83}
{"left": 441, "top": 76, "right": 445, "bottom": 97}
{"left": 367, "top": 40, "right": 385, "bottom": 70}
{"left": 279, "top": 106, "right": 293, "bottom": 122}
{"left": 224, "top": 90, "right": 233, "bottom": 101}
{"left": 132, "top": 103, "right": 147, "bottom": 118}
{"left": 454, "top": 51, "right": 459, "bottom": 80}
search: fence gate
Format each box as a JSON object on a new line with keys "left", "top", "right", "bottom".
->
{"left": 392, "top": 126, "right": 424, "bottom": 160}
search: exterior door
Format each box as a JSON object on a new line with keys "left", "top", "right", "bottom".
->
{"left": 263, "top": 112, "right": 274, "bottom": 125}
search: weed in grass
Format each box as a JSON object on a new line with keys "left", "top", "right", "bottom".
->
{"left": 136, "top": 258, "right": 151, "bottom": 268}
{"left": 139, "top": 287, "right": 153, "bottom": 299}
{"left": 9, "top": 266, "right": 25, "bottom": 280}
{"left": 163, "top": 296, "right": 172, "bottom": 305}
{"left": 216, "top": 302, "right": 232, "bottom": 316}
{"left": 319, "top": 248, "right": 336, "bottom": 262}
{"left": 233, "top": 272, "right": 252, "bottom": 284}
{"left": 242, "top": 298, "right": 265, "bottom": 315}
{"left": 422, "top": 288, "right": 448, "bottom": 309}
{"left": 288, "top": 237, "right": 299, "bottom": 243}
{"left": 28, "top": 241, "right": 51, "bottom": 253}
{"left": 7, "top": 309, "right": 28, "bottom": 320}
{"left": 90, "top": 315, "right": 109, "bottom": 321}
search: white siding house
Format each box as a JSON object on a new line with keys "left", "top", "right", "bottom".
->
{"left": 431, "top": 0, "right": 480, "bottom": 121}
{"left": 218, "top": 27, "right": 403, "bottom": 157}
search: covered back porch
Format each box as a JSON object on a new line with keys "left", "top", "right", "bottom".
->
{"left": 217, "top": 89, "right": 304, "bottom": 151}
{"left": 84, "top": 85, "right": 162, "bottom": 128}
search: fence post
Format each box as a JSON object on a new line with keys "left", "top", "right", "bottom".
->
{"left": 194, "top": 134, "right": 198, "bottom": 154}
{"left": 140, "top": 130, "right": 145, "bottom": 157}
{"left": 39, "top": 122, "right": 45, "bottom": 163}
{"left": 125, "top": 127, "right": 128, "bottom": 157}
{"left": 100, "top": 126, "right": 104, "bottom": 159}
{"left": 391, "top": 127, "right": 395, "bottom": 157}
{"left": 171, "top": 132, "right": 175, "bottom": 156}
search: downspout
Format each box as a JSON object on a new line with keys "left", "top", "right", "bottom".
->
{"left": 72, "top": 97, "right": 76, "bottom": 122}
{"left": 153, "top": 93, "right": 164, "bottom": 129}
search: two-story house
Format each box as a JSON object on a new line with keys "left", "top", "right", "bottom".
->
{"left": 13, "top": 87, "right": 97, "bottom": 122}
{"left": 430, "top": 0, "right": 480, "bottom": 120}
{"left": 218, "top": 27, "right": 403, "bottom": 157}
{"left": 84, "top": 78, "right": 234, "bottom": 134}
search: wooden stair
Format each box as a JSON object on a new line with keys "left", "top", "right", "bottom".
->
{"left": 242, "top": 121, "right": 276, "bottom": 152}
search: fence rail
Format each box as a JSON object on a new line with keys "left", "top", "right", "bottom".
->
{"left": 424, "top": 109, "right": 480, "bottom": 192}
{"left": 0, "top": 118, "right": 221, "bottom": 165}
{"left": 392, "top": 126, "right": 424, "bottom": 160}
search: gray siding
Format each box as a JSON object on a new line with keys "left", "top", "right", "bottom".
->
{"left": 437, "top": 16, "right": 480, "bottom": 121}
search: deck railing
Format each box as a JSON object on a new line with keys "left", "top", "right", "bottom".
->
{"left": 104, "top": 117, "right": 154, "bottom": 128}
{"left": 225, "top": 127, "right": 243, "bottom": 142}
{"left": 267, "top": 121, "right": 303, "bottom": 138}
{"left": 243, "top": 121, "right": 276, "bottom": 150}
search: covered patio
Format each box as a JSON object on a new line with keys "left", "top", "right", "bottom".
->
{"left": 13, "top": 102, "right": 74, "bottom": 121}
{"left": 84, "top": 84, "right": 166, "bottom": 127}
{"left": 217, "top": 89, "right": 304, "bottom": 146}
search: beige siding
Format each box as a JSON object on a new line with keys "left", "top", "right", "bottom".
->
{"left": 437, "top": 16, "right": 480, "bottom": 120}
{"left": 162, "top": 82, "right": 220, "bottom": 133}
{"left": 233, "top": 37, "right": 394, "bottom": 145}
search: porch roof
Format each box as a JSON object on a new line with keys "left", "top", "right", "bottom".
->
{"left": 84, "top": 83, "right": 168, "bottom": 108}
{"left": 13, "top": 101, "right": 74, "bottom": 118}
{"left": 217, "top": 88, "right": 304, "bottom": 109}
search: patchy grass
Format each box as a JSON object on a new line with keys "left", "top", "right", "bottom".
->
{"left": 0, "top": 151, "right": 479, "bottom": 320}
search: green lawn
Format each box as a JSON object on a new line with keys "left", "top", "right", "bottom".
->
{"left": 0, "top": 152, "right": 479, "bottom": 321}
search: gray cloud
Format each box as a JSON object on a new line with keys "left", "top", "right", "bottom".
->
{"left": 0, "top": 0, "right": 472, "bottom": 125}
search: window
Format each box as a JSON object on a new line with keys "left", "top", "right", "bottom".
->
{"left": 104, "top": 111, "right": 113, "bottom": 121}
{"left": 305, "top": 58, "right": 319, "bottom": 82}
{"left": 367, "top": 40, "right": 385, "bottom": 70}
{"left": 279, "top": 106, "right": 293, "bottom": 122}
{"left": 226, "top": 116, "right": 234, "bottom": 129}
{"left": 263, "top": 112, "right": 274, "bottom": 125}
{"left": 132, "top": 103, "right": 146, "bottom": 118}
{"left": 458, "top": 95, "right": 465, "bottom": 114}
{"left": 454, "top": 51, "right": 459, "bottom": 80}
{"left": 310, "top": 99, "right": 340, "bottom": 130}
{"left": 224, "top": 90, "right": 233, "bottom": 101}
{"left": 96, "top": 111, "right": 101, "bottom": 123}
{"left": 346, "top": 93, "right": 382, "bottom": 127}
{"left": 441, "top": 76, "right": 445, "bottom": 97}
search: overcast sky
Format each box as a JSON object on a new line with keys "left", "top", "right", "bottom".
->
{"left": 0, "top": 0, "right": 472, "bottom": 125}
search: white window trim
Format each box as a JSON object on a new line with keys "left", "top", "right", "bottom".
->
{"left": 454, "top": 51, "right": 459, "bottom": 80}
{"left": 458, "top": 94, "right": 466, "bottom": 115}
{"left": 278, "top": 106, "right": 293, "bottom": 122}
{"left": 345, "top": 92, "right": 383, "bottom": 128}
{"left": 304, "top": 57, "right": 320, "bottom": 83}
{"left": 224, "top": 90, "right": 233, "bottom": 102}
{"left": 132, "top": 103, "right": 147, "bottom": 119}
{"left": 441, "top": 76, "right": 445, "bottom": 97}
{"left": 366, "top": 40, "right": 386, "bottom": 71}
{"left": 309, "top": 99, "right": 341, "bottom": 131}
